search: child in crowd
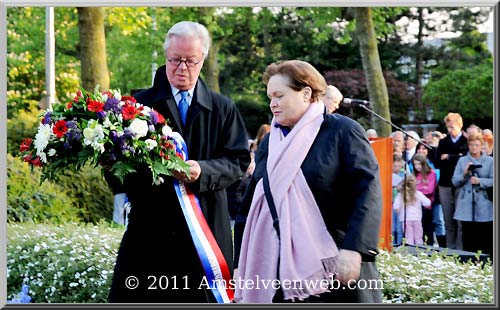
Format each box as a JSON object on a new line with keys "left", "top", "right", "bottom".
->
{"left": 393, "top": 173, "right": 432, "bottom": 245}
{"left": 412, "top": 154, "right": 438, "bottom": 245}
{"left": 392, "top": 153, "right": 406, "bottom": 246}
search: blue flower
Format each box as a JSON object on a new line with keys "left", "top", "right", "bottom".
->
{"left": 8, "top": 284, "right": 31, "bottom": 303}
{"left": 41, "top": 112, "right": 52, "bottom": 125}
{"left": 104, "top": 97, "right": 121, "bottom": 113}
{"left": 149, "top": 110, "right": 159, "bottom": 124}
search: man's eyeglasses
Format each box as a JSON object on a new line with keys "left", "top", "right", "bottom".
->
{"left": 167, "top": 57, "right": 202, "bottom": 67}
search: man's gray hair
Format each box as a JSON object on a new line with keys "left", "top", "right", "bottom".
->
{"left": 164, "top": 21, "right": 211, "bottom": 59}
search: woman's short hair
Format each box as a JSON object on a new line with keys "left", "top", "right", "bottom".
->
{"left": 263, "top": 60, "right": 327, "bottom": 103}
{"left": 483, "top": 133, "right": 494, "bottom": 149}
{"left": 164, "top": 21, "right": 211, "bottom": 59}
{"left": 443, "top": 112, "right": 463, "bottom": 128}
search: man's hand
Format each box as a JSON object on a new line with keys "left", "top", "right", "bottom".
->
{"left": 334, "top": 249, "right": 362, "bottom": 285}
{"left": 172, "top": 160, "right": 201, "bottom": 183}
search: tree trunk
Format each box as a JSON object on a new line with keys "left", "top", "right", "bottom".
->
{"left": 199, "top": 7, "right": 220, "bottom": 93}
{"left": 353, "top": 7, "right": 391, "bottom": 136}
{"left": 77, "top": 7, "right": 109, "bottom": 91}
{"left": 415, "top": 7, "right": 424, "bottom": 108}
{"left": 203, "top": 40, "right": 221, "bottom": 93}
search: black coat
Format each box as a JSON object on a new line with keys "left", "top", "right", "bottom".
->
{"left": 435, "top": 134, "right": 468, "bottom": 187}
{"left": 108, "top": 65, "right": 250, "bottom": 303}
{"left": 235, "top": 112, "right": 383, "bottom": 303}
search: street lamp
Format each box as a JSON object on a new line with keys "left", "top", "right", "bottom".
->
{"left": 408, "top": 109, "right": 415, "bottom": 123}
{"left": 425, "top": 106, "right": 434, "bottom": 122}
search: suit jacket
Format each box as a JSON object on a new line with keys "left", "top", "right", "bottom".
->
{"left": 108, "top": 65, "right": 250, "bottom": 303}
{"left": 234, "top": 112, "right": 383, "bottom": 302}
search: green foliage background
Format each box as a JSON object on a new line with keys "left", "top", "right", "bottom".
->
{"left": 5, "top": 6, "right": 494, "bottom": 225}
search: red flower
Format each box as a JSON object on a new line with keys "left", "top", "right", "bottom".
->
{"left": 67, "top": 101, "right": 73, "bottom": 109}
{"left": 121, "top": 96, "right": 137, "bottom": 103}
{"left": 19, "top": 138, "right": 33, "bottom": 152}
{"left": 87, "top": 99, "right": 104, "bottom": 112}
{"left": 122, "top": 104, "right": 139, "bottom": 120}
{"left": 22, "top": 154, "right": 33, "bottom": 162}
{"left": 165, "top": 141, "right": 174, "bottom": 149}
{"left": 53, "top": 120, "right": 68, "bottom": 138}
{"left": 31, "top": 157, "right": 43, "bottom": 167}
{"left": 76, "top": 90, "right": 83, "bottom": 97}
{"left": 156, "top": 111, "right": 165, "bottom": 124}
{"left": 102, "top": 90, "right": 113, "bottom": 98}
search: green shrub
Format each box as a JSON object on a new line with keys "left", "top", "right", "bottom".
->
{"left": 7, "top": 101, "right": 40, "bottom": 156}
{"left": 7, "top": 222, "right": 123, "bottom": 303}
{"left": 7, "top": 154, "right": 81, "bottom": 223}
{"left": 7, "top": 153, "right": 114, "bottom": 224}
{"left": 52, "top": 165, "right": 114, "bottom": 223}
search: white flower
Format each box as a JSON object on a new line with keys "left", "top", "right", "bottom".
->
{"left": 39, "top": 152, "right": 47, "bottom": 163}
{"left": 91, "top": 141, "right": 106, "bottom": 153}
{"left": 83, "top": 120, "right": 105, "bottom": 145}
{"left": 162, "top": 125, "right": 173, "bottom": 137}
{"left": 47, "top": 149, "right": 56, "bottom": 156}
{"left": 34, "top": 245, "right": 40, "bottom": 252}
{"left": 128, "top": 118, "right": 149, "bottom": 139}
{"left": 34, "top": 123, "right": 52, "bottom": 154}
{"left": 83, "top": 128, "right": 96, "bottom": 145}
{"left": 145, "top": 139, "right": 157, "bottom": 151}
{"left": 141, "top": 105, "right": 151, "bottom": 115}
{"left": 113, "top": 91, "right": 121, "bottom": 101}
{"left": 103, "top": 117, "right": 115, "bottom": 130}
{"left": 101, "top": 93, "right": 108, "bottom": 102}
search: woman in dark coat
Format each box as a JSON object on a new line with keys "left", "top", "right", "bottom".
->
{"left": 234, "top": 60, "right": 382, "bottom": 303}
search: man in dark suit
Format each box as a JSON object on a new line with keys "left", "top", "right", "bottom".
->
{"left": 107, "top": 21, "right": 250, "bottom": 303}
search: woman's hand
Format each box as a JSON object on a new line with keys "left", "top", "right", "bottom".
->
{"left": 334, "top": 249, "right": 362, "bottom": 285}
{"left": 470, "top": 176, "right": 480, "bottom": 185}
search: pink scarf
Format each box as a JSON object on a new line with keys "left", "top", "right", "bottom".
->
{"left": 234, "top": 102, "right": 339, "bottom": 303}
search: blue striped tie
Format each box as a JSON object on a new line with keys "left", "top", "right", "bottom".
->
{"left": 178, "top": 90, "right": 189, "bottom": 125}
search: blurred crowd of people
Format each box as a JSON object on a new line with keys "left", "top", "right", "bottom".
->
{"left": 390, "top": 113, "right": 493, "bottom": 258}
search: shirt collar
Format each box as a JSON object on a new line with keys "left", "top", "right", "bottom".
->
{"left": 451, "top": 131, "right": 463, "bottom": 143}
{"left": 171, "top": 85, "right": 194, "bottom": 99}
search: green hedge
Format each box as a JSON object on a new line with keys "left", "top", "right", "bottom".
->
{"left": 7, "top": 154, "right": 81, "bottom": 223}
{"left": 7, "top": 154, "right": 114, "bottom": 224}
{"left": 6, "top": 223, "right": 494, "bottom": 304}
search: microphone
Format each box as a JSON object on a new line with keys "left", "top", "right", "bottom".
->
{"left": 342, "top": 98, "right": 370, "bottom": 107}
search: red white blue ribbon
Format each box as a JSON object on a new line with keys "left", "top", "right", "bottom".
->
{"left": 170, "top": 132, "right": 234, "bottom": 303}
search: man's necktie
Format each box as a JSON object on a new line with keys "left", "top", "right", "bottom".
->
{"left": 178, "top": 90, "right": 189, "bottom": 125}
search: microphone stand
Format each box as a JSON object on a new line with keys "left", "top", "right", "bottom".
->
{"left": 356, "top": 104, "right": 433, "bottom": 150}
{"left": 355, "top": 103, "right": 432, "bottom": 247}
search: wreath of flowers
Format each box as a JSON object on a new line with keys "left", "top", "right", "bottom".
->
{"left": 19, "top": 86, "right": 189, "bottom": 185}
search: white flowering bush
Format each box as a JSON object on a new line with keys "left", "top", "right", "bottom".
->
{"left": 377, "top": 249, "right": 494, "bottom": 303}
{"left": 7, "top": 222, "right": 123, "bottom": 303}
{"left": 7, "top": 222, "right": 494, "bottom": 303}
